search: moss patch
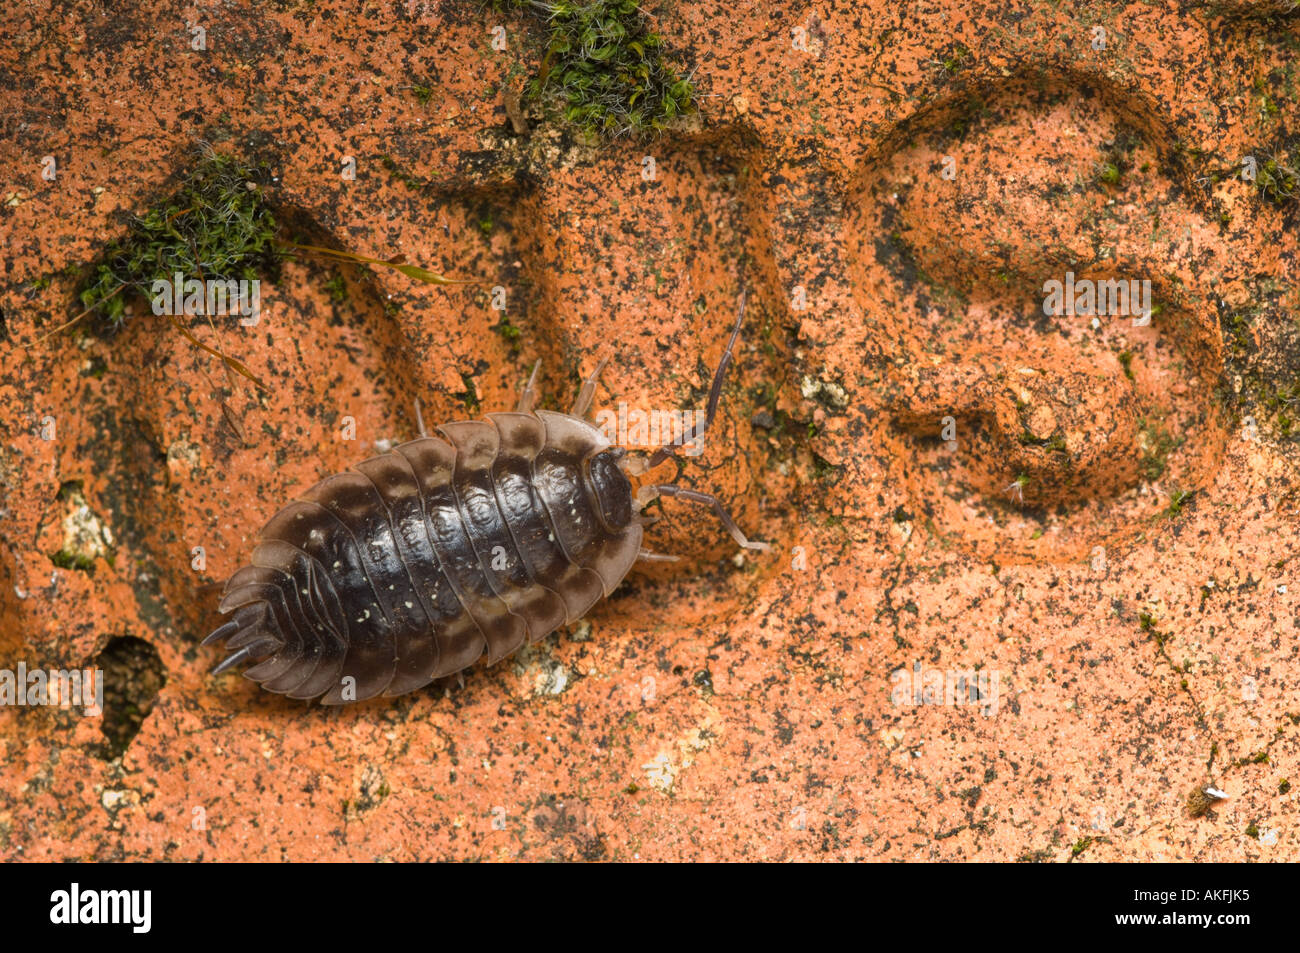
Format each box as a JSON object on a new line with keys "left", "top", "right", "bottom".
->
{"left": 323, "top": 273, "right": 348, "bottom": 303}
{"left": 1164, "top": 489, "right": 1191, "bottom": 519}
{"left": 78, "top": 150, "right": 280, "bottom": 333}
{"left": 507, "top": 0, "right": 695, "bottom": 139}
{"left": 1117, "top": 349, "right": 1134, "bottom": 380}
{"left": 1254, "top": 145, "right": 1299, "bottom": 207}
{"left": 492, "top": 313, "right": 522, "bottom": 354}
{"left": 1261, "top": 379, "right": 1300, "bottom": 438}
{"left": 1137, "top": 417, "right": 1180, "bottom": 481}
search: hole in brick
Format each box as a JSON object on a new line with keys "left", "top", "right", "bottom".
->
{"left": 93, "top": 636, "right": 166, "bottom": 760}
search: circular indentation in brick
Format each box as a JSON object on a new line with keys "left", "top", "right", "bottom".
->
{"left": 846, "top": 77, "right": 1232, "bottom": 561}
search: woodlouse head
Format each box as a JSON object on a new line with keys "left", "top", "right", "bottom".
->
{"left": 586, "top": 446, "right": 634, "bottom": 531}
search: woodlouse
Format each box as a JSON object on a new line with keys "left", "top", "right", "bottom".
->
{"left": 203, "top": 292, "right": 768, "bottom": 703}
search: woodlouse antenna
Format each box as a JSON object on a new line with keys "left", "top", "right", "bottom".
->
{"left": 634, "top": 285, "right": 769, "bottom": 553}
{"left": 644, "top": 287, "right": 747, "bottom": 469}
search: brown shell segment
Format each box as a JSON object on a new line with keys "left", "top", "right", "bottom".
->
{"left": 488, "top": 413, "right": 608, "bottom": 623}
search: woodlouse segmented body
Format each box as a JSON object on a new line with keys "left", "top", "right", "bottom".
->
{"left": 205, "top": 291, "right": 767, "bottom": 704}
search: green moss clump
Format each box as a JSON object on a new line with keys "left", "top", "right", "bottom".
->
{"left": 1255, "top": 149, "right": 1298, "bottom": 207}
{"left": 524, "top": 1, "right": 694, "bottom": 139}
{"left": 323, "top": 274, "right": 348, "bottom": 303}
{"left": 49, "top": 549, "right": 97, "bottom": 573}
{"left": 1261, "top": 380, "right": 1300, "bottom": 438}
{"left": 1118, "top": 349, "right": 1134, "bottom": 380}
{"left": 1018, "top": 431, "right": 1067, "bottom": 453}
{"left": 1164, "top": 489, "right": 1190, "bottom": 518}
{"left": 1138, "top": 418, "right": 1179, "bottom": 481}
{"left": 492, "top": 314, "right": 522, "bottom": 354}
{"left": 1096, "top": 132, "right": 1140, "bottom": 190}
{"left": 938, "top": 43, "right": 971, "bottom": 75}
{"left": 79, "top": 151, "right": 280, "bottom": 333}
{"left": 1255, "top": 77, "right": 1280, "bottom": 121}
{"left": 1138, "top": 611, "right": 1171, "bottom": 647}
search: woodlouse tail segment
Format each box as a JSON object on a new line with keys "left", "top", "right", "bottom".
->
{"left": 203, "top": 603, "right": 284, "bottom": 676}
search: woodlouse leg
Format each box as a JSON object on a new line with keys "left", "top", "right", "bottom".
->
{"left": 517, "top": 360, "right": 542, "bottom": 414}
{"left": 413, "top": 397, "right": 428, "bottom": 438}
{"left": 651, "top": 485, "right": 770, "bottom": 552}
{"left": 646, "top": 288, "right": 747, "bottom": 468}
{"left": 636, "top": 549, "right": 681, "bottom": 563}
{"left": 570, "top": 356, "right": 608, "bottom": 419}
